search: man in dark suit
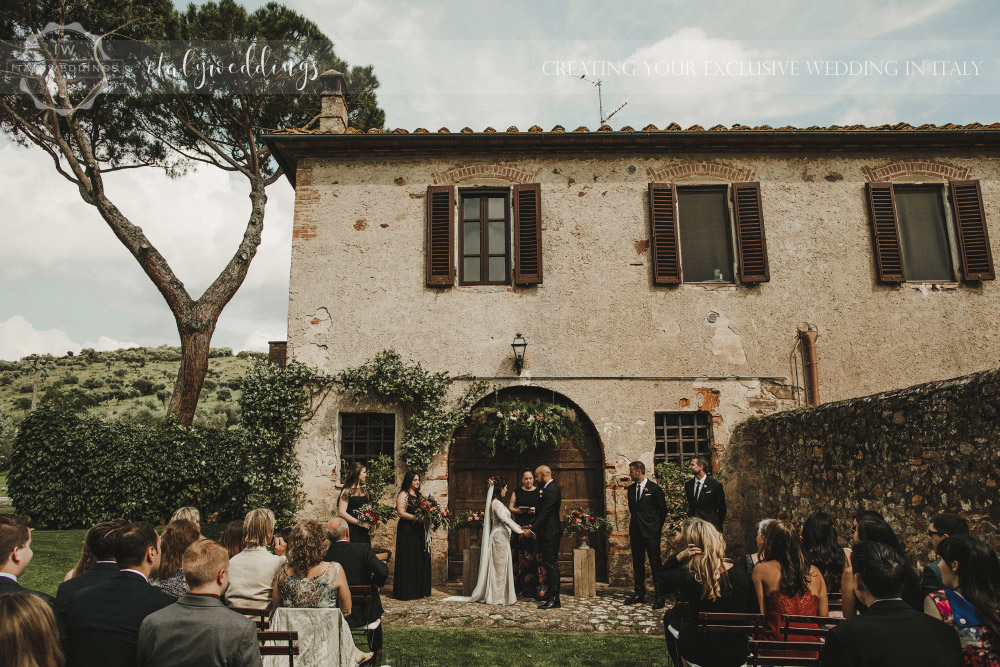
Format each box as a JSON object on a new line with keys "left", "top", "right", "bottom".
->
{"left": 624, "top": 461, "right": 668, "bottom": 609}
{"left": 0, "top": 514, "right": 54, "bottom": 606}
{"left": 56, "top": 519, "right": 126, "bottom": 622}
{"left": 684, "top": 456, "right": 726, "bottom": 530}
{"left": 527, "top": 464, "right": 562, "bottom": 609}
{"left": 821, "top": 541, "right": 961, "bottom": 667}
{"left": 324, "top": 517, "right": 389, "bottom": 653}
{"left": 138, "top": 539, "right": 262, "bottom": 667}
{"left": 64, "top": 521, "right": 174, "bottom": 667}
{"left": 921, "top": 512, "right": 969, "bottom": 595}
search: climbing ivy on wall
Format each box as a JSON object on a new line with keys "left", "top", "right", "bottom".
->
{"left": 337, "top": 350, "right": 487, "bottom": 472}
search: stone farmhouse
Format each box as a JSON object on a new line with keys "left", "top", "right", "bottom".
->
{"left": 264, "top": 71, "right": 999, "bottom": 585}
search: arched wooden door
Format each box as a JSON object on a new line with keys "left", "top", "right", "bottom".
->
{"left": 447, "top": 387, "right": 607, "bottom": 582}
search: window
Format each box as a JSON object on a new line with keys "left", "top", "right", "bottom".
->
{"left": 340, "top": 413, "right": 395, "bottom": 469}
{"left": 866, "top": 180, "right": 994, "bottom": 283}
{"left": 654, "top": 412, "right": 713, "bottom": 471}
{"left": 460, "top": 191, "right": 510, "bottom": 285}
{"left": 649, "top": 181, "right": 769, "bottom": 285}
{"left": 677, "top": 186, "right": 734, "bottom": 283}
{"left": 425, "top": 183, "right": 542, "bottom": 287}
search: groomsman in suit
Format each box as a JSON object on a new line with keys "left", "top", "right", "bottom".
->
{"left": 527, "top": 465, "right": 562, "bottom": 609}
{"left": 685, "top": 456, "right": 726, "bottom": 531}
{"left": 325, "top": 517, "right": 389, "bottom": 654}
{"left": 64, "top": 522, "right": 174, "bottom": 667}
{"left": 624, "top": 461, "right": 668, "bottom": 609}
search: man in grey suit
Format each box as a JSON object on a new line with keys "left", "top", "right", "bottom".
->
{"left": 138, "top": 539, "right": 262, "bottom": 667}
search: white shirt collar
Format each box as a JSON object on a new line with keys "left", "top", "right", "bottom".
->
{"left": 120, "top": 568, "right": 149, "bottom": 582}
{"left": 0, "top": 572, "right": 16, "bottom": 583}
{"left": 544, "top": 479, "right": 553, "bottom": 488}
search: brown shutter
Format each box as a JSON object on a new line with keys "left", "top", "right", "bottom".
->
{"left": 949, "top": 180, "right": 995, "bottom": 281}
{"left": 865, "top": 182, "right": 905, "bottom": 283}
{"left": 648, "top": 182, "right": 681, "bottom": 284}
{"left": 513, "top": 183, "right": 543, "bottom": 285}
{"left": 732, "top": 182, "right": 770, "bottom": 283}
{"left": 426, "top": 185, "right": 454, "bottom": 286}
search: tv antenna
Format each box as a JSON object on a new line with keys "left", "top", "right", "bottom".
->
{"left": 578, "top": 75, "right": 627, "bottom": 126}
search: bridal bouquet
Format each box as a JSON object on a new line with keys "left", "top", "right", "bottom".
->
{"left": 451, "top": 509, "right": 485, "bottom": 530}
{"left": 355, "top": 502, "right": 398, "bottom": 530}
{"left": 412, "top": 495, "right": 450, "bottom": 531}
{"left": 562, "top": 508, "right": 610, "bottom": 537}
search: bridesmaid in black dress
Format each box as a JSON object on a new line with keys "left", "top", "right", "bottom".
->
{"left": 393, "top": 470, "right": 432, "bottom": 600}
{"left": 338, "top": 462, "right": 371, "bottom": 545}
{"left": 509, "top": 469, "right": 545, "bottom": 599}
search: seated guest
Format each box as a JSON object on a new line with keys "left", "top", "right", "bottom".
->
{"left": 169, "top": 506, "right": 201, "bottom": 532}
{"left": 138, "top": 539, "right": 262, "bottom": 667}
{"left": 822, "top": 541, "right": 961, "bottom": 667}
{"left": 0, "top": 514, "right": 54, "bottom": 606}
{"left": 324, "top": 517, "right": 389, "bottom": 654}
{"left": 219, "top": 520, "right": 244, "bottom": 559}
{"left": 753, "top": 520, "right": 828, "bottom": 647}
{"left": 64, "top": 522, "right": 174, "bottom": 667}
{"left": 150, "top": 519, "right": 200, "bottom": 599}
{"left": 737, "top": 518, "right": 773, "bottom": 608}
{"left": 63, "top": 540, "right": 94, "bottom": 583}
{"left": 56, "top": 519, "right": 126, "bottom": 620}
{"left": 923, "top": 513, "right": 970, "bottom": 596}
{"left": 660, "top": 518, "right": 754, "bottom": 667}
{"left": 0, "top": 591, "right": 65, "bottom": 667}
{"left": 227, "top": 508, "right": 285, "bottom": 610}
{"left": 273, "top": 520, "right": 374, "bottom": 665}
{"left": 802, "top": 512, "right": 846, "bottom": 594}
{"left": 843, "top": 515, "right": 921, "bottom": 617}
{"left": 925, "top": 535, "right": 1000, "bottom": 666}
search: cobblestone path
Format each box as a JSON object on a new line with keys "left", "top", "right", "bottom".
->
{"left": 383, "top": 584, "right": 667, "bottom": 635}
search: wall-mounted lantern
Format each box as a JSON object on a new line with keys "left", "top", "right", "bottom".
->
{"left": 511, "top": 333, "right": 527, "bottom": 375}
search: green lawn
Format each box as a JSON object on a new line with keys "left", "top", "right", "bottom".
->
{"left": 20, "top": 527, "right": 670, "bottom": 666}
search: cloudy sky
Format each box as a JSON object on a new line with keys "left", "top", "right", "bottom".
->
{"left": 1, "top": 0, "right": 997, "bottom": 360}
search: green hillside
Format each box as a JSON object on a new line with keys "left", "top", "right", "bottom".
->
{"left": 0, "top": 346, "right": 259, "bottom": 429}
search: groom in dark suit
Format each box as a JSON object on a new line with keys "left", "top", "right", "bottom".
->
{"left": 684, "top": 456, "right": 726, "bottom": 530}
{"left": 625, "top": 461, "right": 668, "bottom": 609}
{"left": 527, "top": 465, "right": 562, "bottom": 609}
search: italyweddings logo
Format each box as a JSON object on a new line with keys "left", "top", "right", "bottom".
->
{"left": 3, "top": 22, "right": 325, "bottom": 106}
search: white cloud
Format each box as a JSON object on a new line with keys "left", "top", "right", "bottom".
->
{"left": 0, "top": 315, "right": 139, "bottom": 361}
{"left": 241, "top": 331, "right": 282, "bottom": 353}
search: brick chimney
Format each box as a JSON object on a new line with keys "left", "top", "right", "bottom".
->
{"left": 268, "top": 341, "right": 288, "bottom": 368}
{"left": 319, "top": 69, "right": 348, "bottom": 133}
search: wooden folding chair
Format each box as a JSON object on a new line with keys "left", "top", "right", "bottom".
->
{"left": 697, "top": 611, "right": 765, "bottom": 636}
{"left": 257, "top": 630, "right": 299, "bottom": 667}
{"left": 230, "top": 605, "right": 270, "bottom": 630}
{"left": 348, "top": 585, "right": 380, "bottom": 654}
{"left": 827, "top": 592, "right": 842, "bottom": 613}
{"left": 747, "top": 638, "right": 824, "bottom": 666}
{"left": 780, "top": 614, "right": 843, "bottom": 640}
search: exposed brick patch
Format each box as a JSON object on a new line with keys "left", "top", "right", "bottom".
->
{"left": 432, "top": 163, "right": 539, "bottom": 185}
{"left": 292, "top": 186, "right": 319, "bottom": 240}
{"left": 862, "top": 159, "right": 970, "bottom": 182}
{"left": 354, "top": 219, "right": 367, "bottom": 231}
{"left": 646, "top": 161, "right": 755, "bottom": 183}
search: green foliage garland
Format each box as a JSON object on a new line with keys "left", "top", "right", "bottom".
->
{"left": 337, "top": 351, "right": 487, "bottom": 472}
{"left": 472, "top": 399, "right": 581, "bottom": 458}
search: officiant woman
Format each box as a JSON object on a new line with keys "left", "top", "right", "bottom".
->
{"left": 509, "top": 469, "right": 546, "bottom": 599}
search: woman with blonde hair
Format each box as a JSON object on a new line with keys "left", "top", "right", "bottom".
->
{"left": 169, "top": 506, "right": 201, "bottom": 531}
{"left": 227, "top": 508, "right": 286, "bottom": 610}
{"left": 0, "top": 592, "right": 65, "bottom": 667}
{"left": 660, "top": 518, "right": 754, "bottom": 667}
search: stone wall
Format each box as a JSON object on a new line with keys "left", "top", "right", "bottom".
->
{"left": 726, "top": 367, "right": 1000, "bottom": 565}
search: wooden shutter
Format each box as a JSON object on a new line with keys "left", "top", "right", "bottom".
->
{"left": 648, "top": 183, "right": 682, "bottom": 284}
{"left": 426, "top": 185, "right": 454, "bottom": 286}
{"left": 513, "top": 183, "right": 543, "bottom": 285}
{"left": 732, "top": 182, "right": 770, "bottom": 283}
{"left": 949, "top": 180, "right": 995, "bottom": 281}
{"left": 865, "top": 182, "right": 905, "bottom": 283}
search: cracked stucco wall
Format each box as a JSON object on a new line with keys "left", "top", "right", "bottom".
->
{"left": 284, "top": 150, "right": 1000, "bottom": 582}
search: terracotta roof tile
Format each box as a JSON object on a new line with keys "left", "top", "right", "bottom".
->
{"left": 271, "top": 121, "right": 1000, "bottom": 136}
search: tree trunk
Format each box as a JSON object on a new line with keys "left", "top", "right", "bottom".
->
{"left": 168, "top": 318, "right": 217, "bottom": 427}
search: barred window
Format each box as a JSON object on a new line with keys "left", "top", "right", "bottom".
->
{"left": 340, "top": 413, "right": 395, "bottom": 469}
{"left": 654, "top": 412, "right": 713, "bottom": 471}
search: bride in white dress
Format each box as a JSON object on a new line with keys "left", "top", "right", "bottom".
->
{"left": 445, "top": 476, "right": 528, "bottom": 605}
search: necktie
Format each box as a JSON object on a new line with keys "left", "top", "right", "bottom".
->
{"left": 695, "top": 480, "right": 702, "bottom": 500}
{"left": 636, "top": 484, "right": 641, "bottom": 503}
